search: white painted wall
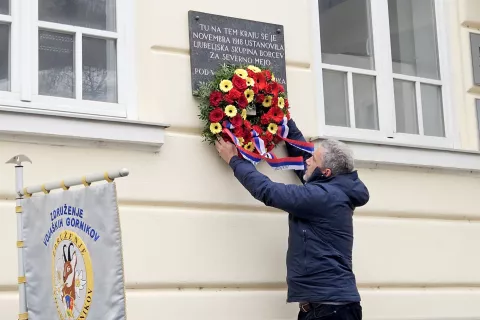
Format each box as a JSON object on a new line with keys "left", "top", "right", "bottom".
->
{"left": 1, "top": 0, "right": 480, "bottom": 319}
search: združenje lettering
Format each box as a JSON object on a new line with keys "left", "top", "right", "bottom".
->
{"left": 50, "top": 204, "right": 84, "bottom": 221}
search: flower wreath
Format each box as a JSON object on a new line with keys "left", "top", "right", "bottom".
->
{"left": 195, "top": 64, "right": 314, "bottom": 170}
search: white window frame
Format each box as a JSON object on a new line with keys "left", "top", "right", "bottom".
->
{"left": 0, "top": 0, "right": 136, "bottom": 119}
{"left": 311, "top": 0, "right": 457, "bottom": 149}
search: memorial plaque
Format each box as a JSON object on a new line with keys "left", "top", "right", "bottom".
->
{"left": 188, "top": 10, "right": 288, "bottom": 95}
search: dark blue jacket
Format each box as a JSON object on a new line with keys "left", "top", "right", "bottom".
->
{"left": 229, "top": 119, "right": 369, "bottom": 303}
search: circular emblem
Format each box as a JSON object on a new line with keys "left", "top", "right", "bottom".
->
{"left": 52, "top": 230, "right": 94, "bottom": 319}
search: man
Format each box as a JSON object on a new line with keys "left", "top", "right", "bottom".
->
{"left": 215, "top": 119, "right": 369, "bottom": 320}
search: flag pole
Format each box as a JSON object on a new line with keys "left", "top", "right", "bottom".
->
{"left": 5, "top": 155, "right": 32, "bottom": 320}
{"left": 5, "top": 156, "right": 129, "bottom": 320}
{"left": 18, "top": 168, "right": 129, "bottom": 196}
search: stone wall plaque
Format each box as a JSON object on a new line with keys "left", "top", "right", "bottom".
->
{"left": 188, "top": 10, "right": 288, "bottom": 95}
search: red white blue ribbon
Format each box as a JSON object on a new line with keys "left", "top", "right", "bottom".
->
{"left": 222, "top": 128, "right": 305, "bottom": 171}
{"left": 252, "top": 129, "right": 267, "bottom": 155}
{"left": 277, "top": 117, "right": 315, "bottom": 154}
{"left": 222, "top": 128, "right": 262, "bottom": 166}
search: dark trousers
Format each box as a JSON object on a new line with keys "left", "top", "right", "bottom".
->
{"left": 297, "top": 302, "right": 362, "bottom": 320}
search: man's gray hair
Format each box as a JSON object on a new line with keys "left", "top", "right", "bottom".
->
{"left": 319, "top": 139, "right": 354, "bottom": 176}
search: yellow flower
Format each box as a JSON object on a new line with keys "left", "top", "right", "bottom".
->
{"left": 263, "top": 95, "right": 273, "bottom": 108}
{"left": 241, "top": 109, "right": 247, "bottom": 120}
{"left": 246, "top": 77, "right": 255, "bottom": 87}
{"left": 219, "top": 80, "right": 233, "bottom": 93}
{"left": 225, "top": 105, "right": 237, "bottom": 118}
{"left": 244, "top": 142, "right": 255, "bottom": 152}
{"left": 210, "top": 122, "right": 222, "bottom": 134}
{"left": 238, "top": 137, "right": 245, "bottom": 146}
{"left": 278, "top": 97, "right": 285, "bottom": 109}
{"left": 244, "top": 89, "right": 255, "bottom": 103}
{"left": 235, "top": 69, "right": 248, "bottom": 79}
{"left": 268, "top": 123, "right": 278, "bottom": 134}
{"left": 247, "top": 65, "right": 261, "bottom": 73}
{"left": 272, "top": 73, "right": 276, "bottom": 82}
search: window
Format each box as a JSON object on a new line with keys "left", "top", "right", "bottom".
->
{"left": 314, "top": 0, "right": 452, "bottom": 147}
{"left": 477, "top": 100, "right": 480, "bottom": 149}
{"left": 0, "top": 0, "right": 133, "bottom": 118}
{"left": 0, "top": 0, "right": 10, "bottom": 92}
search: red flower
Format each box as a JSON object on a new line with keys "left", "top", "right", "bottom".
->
{"left": 221, "top": 133, "right": 231, "bottom": 143}
{"left": 247, "top": 69, "right": 256, "bottom": 78}
{"left": 252, "top": 85, "right": 259, "bottom": 94}
{"left": 267, "top": 82, "right": 280, "bottom": 96}
{"left": 232, "top": 75, "right": 247, "bottom": 91}
{"left": 244, "top": 120, "right": 252, "bottom": 132}
{"left": 264, "top": 70, "right": 272, "bottom": 81}
{"left": 261, "top": 114, "right": 271, "bottom": 125}
{"left": 243, "top": 129, "right": 252, "bottom": 141}
{"left": 237, "top": 95, "right": 249, "bottom": 109}
{"left": 286, "top": 110, "right": 291, "bottom": 120}
{"left": 224, "top": 95, "right": 233, "bottom": 104}
{"left": 271, "top": 96, "right": 278, "bottom": 108}
{"left": 267, "top": 107, "right": 284, "bottom": 123}
{"left": 209, "top": 108, "right": 225, "bottom": 123}
{"left": 253, "top": 125, "right": 263, "bottom": 134}
{"left": 231, "top": 114, "right": 243, "bottom": 128}
{"left": 256, "top": 94, "right": 265, "bottom": 104}
{"left": 209, "top": 91, "right": 223, "bottom": 107}
{"left": 278, "top": 84, "right": 285, "bottom": 93}
{"left": 226, "top": 88, "right": 242, "bottom": 101}
{"left": 285, "top": 98, "right": 289, "bottom": 108}
{"left": 234, "top": 126, "right": 245, "bottom": 138}
{"left": 273, "top": 136, "right": 282, "bottom": 144}
{"left": 263, "top": 131, "right": 274, "bottom": 143}
{"left": 255, "top": 72, "right": 267, "bottom": 90}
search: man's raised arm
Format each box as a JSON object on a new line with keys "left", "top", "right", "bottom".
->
{"left": 285, "top": 119, "right": 311, "bottom": 183}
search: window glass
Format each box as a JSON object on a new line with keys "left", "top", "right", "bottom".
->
{"left": 39, "top": 0, "right": 116, "bottom": 31}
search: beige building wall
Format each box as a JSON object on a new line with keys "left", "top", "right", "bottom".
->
{"left": 1, "top": 0, "right": 480, "bottom": 319}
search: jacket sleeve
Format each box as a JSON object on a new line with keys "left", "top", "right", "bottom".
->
{"left": 229, "top": 156, "right": 327, "bottom": 220}
{"left": 285, "top": 119, "right": 312, "bottom": 183}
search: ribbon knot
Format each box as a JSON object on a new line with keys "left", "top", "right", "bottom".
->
{"left": 222, "top": 117, "right": 315, "bottom": 171}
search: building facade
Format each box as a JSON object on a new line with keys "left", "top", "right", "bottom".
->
{"left": 1, "top": 0, "right": 480, "bottom": 318}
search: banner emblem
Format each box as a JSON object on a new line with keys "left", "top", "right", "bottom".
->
{"left": 52, "top": 230, "right": 94, "bottom": 320}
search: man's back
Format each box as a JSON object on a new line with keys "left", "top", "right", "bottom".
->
{"left": 216, "top": 118, "right": 369, "bottom": 319}
{"left": 285, "top": 171, "right": 369, "bottom": 303}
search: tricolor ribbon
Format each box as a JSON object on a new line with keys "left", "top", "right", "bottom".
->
{"left": 223, "top": 128, "right": 305, "bottom": 171}
{"left": 252, "top": 129, "right": 267, "bottom": 155}
{"left": 277, "top": 117, "right": 315, "bottom": 154}
{"left": 222, "top": 128, "right": 262, "bottom": 167}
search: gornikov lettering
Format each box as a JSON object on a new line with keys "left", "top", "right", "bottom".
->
{"left": 65, "top": 217, "right": 100, "bottom": 242}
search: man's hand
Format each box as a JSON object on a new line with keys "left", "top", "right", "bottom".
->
{"left": 215, "top": 139, "right": 238, "bottom": 164}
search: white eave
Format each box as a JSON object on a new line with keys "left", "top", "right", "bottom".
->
{"left": 0, "top": 107, "right": 169, "bottom": 152}
{"left": 311, "top": 136, "right": 480, "bottom": 174}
